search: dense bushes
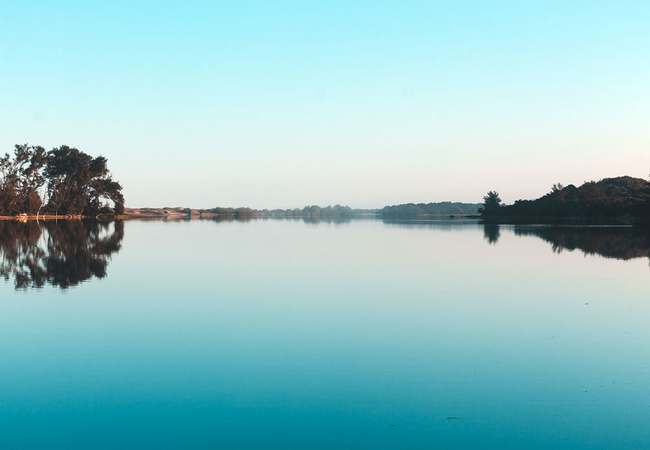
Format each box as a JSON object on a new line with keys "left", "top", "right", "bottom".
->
{"left": 481, "top": 177, "right": 650, "bottom": 220}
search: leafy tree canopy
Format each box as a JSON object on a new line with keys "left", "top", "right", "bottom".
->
{"left": 481, "top": 191, "right": 502, "bottom": 213}
{"left": 0, "top": 144, "right": 124, "bottom": 216}
{"left": 480, "top": 177, "right": 650, "bottom": 220}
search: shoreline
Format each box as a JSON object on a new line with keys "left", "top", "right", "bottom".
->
{"left": 3, "top": 212, "right": 649, "bottom": 228}
{"left": 0, "top": 210, "right": 379, "bottom": 222}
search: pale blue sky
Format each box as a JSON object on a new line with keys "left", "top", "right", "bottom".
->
{"left": 2, "top": 1, "right": 649, "bottom": 208}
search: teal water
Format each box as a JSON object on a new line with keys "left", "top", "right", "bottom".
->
{"left": 0, "top": 219, "right": 649, "bottom": 449}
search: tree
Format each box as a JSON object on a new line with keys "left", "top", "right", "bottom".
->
{"left": 481, "top": 190, "right": 502, "bottom": 214}
{"left": 0, "top": 145, "right": 47, "bottom": 215}
{"left": 1, "top": 144, "right": 124, "bottom": 216}
{"left": 43, "top": 146, "right": 124, "bottom": 215}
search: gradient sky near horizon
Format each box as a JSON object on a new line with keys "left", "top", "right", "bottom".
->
{"left": 2, "top": 1, "right": 649, "bottom": 208}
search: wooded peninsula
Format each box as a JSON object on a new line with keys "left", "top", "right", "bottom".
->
{"left": 480, "top": 177, "right": 650, "bottom": 223}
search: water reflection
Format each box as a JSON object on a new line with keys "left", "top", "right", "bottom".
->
{"left": 211, "top": 215, "right": 354, "bottom": 225}
{"left": 0, "top": 220, "right": 123, "bottom": 289}
{"left": 483, "top": 223, "right": 501, "bottom": 245}
{"left": 131, "top": 215, "right": 356, "bottom": 225}
{"left": 382, "top": 218, "right": 481, "bottom": 230}
{"left": 381, "top": 220, "right": 650, "bottom": 264}
{"left": 3, "top": 219, "right": 649, "bottom": 292}
{"left": 514, "top": 225, "right": 650, "bottom": 262}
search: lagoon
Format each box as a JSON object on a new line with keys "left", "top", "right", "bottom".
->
{"left": 0, "top": 218, "right": 648, "bottom": 449}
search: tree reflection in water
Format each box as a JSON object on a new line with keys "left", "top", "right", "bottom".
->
{"left": 483, "top": 223, "right": 501, "bottom": 245}
{"left": 514, "top": 225, "right": 650, "bottom": 263}
{"left": 0, "top": 220, "right": 123, "bottom": 289}
{"left": 483, "top": 223, "right": 650, "bottom": 263}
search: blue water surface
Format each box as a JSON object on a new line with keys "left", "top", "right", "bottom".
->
{"left": 0, "top": 218, "right": 648, "bottom": 449}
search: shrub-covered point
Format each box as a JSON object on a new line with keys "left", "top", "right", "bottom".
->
{"left": 481, "top": 177, "right": 650, "bottom": 219}
{"left": 0, "top": 144, "right": 124, "bottom": 216}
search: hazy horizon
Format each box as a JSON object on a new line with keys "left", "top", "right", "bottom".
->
{"left": 2, "top": 1, "right": 649, "bottom": 208}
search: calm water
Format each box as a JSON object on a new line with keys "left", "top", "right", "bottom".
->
{"left": 0, "top": 218, "right": 649, "bottom": 449}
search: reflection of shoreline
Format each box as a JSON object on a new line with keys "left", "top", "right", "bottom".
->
{"left": 483, "top": 223, "right": 650, "bottom": 263}
{"left": 514, "top": 225, "right": 650, "bottom": 261}
{"left": 382, "top": 218, "right": 483, "bottom": 232}
{"left": 1, "top": 215, "right": 93, "bottom": 221}
{"left": 0, "top": 221, "right": 124, "bottom": 289}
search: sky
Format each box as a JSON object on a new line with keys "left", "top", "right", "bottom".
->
{"left": 1, "top": 1, "right": 649, "bottom": 208}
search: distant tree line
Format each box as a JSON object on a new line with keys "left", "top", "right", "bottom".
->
{"left": 137, "top": 202, "right": 489, "bottom": 220}
{"left": 0, "top": 144, "right": 124, "bottom": 216}
{"left": 175, "top": 204, "right": 360, "bottom": 218}
{"left": 479, "top": 176, "right": 650, "bottom": 221}
{"left": 291, "top": 204, "right": 353, "bottom": 217}
{"left": 260, "top": 204, "right": 355, "bottom": 217}
{"left": 382, "top": 202, "right": 481, "bottom": 219}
